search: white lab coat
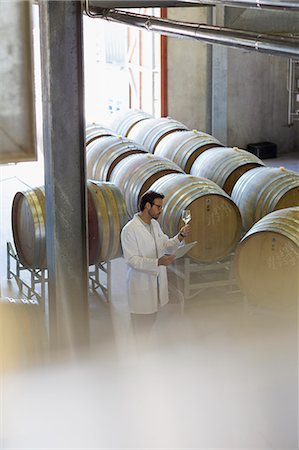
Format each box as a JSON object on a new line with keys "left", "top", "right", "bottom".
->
{"left": 121, "top": 214, "right": 181, "bottom": 314}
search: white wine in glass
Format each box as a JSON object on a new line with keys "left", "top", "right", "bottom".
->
{"left": 181, "top": 209, "right": 191, "bottom": 224}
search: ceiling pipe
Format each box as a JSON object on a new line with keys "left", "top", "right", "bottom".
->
{"left": 85, "top": 4, "right": 299, "bottom": 58}
{"left": 87, "top": 0, "right": 299, "bottom": 10}
{"left": 88, "top": 1, "right": 205, "bottom": 6}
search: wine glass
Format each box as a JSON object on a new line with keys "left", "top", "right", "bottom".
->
{"left": 181, "top": 209, "right": 191, "bottom": 225}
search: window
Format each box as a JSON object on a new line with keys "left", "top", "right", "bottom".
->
{"left": 83, "top": 9, "right": 162, "bottom": 125}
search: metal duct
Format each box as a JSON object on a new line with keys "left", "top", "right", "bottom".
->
{"left": 87, "top": 0, "right": 299, "bottom": 10}
{"left": 89, "top": 0, "right": 205, "bottom": 6}
{"left": 85, "top": 5, "right": 299, "bottom": 58}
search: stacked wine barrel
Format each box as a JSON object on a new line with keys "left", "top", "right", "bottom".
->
{"left": 155, "top": 129, "right": 223, "bottom": 173}
{"left": 89, "top": 113, "right": 252, "bottom": 263}
{"left": 110, "top": 153, "right": 185, "bottom": 217}
{"left": 86, "top": 123, "right": 116, "bottom": 146}
{"left": 109, "top": 109, "right": 153, "bottom": 137}
{"left": 231, "top": 166, "right": 299, "bottom": 231}
{"left": 87, "top": 181, "right": 129, "bottom": 264}
{"left": 11, "top": 109, "right": 299, "bottom": 294}
{"left": 12, "top": 186, "right": 47, "bottom": 269}
{"left": 11, "top": 181, "right": 128, "bottom": 268}
{"left": 106, "top": 112, "right": 242, "bottom": 261}
{"left": 86, "top": 135, "right": 148, "bottom": 181}
{"left": 127, "top": 117, "right": 189, "bottom": 153}
{"left": 151, "top": 174, "right": 242, "bottom": 263}
{"left": 190, "top": 147, "right": 265, "bottom": 195}
{"left": 234, "top": 207, "right": 299, "bottom": 307}
{"left": 108, "top": 109, "right": 299, "bottom": 305}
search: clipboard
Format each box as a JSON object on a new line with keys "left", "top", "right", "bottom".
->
{"left": 173, "top": 241, "right": 197, "bottom": 259}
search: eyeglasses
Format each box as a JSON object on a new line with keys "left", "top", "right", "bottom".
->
{"left": 152, "top": 203, "right": 163, "bottom": 210}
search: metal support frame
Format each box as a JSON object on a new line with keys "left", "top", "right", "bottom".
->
{"left": 7, "top": 241, "right": 112, "bottom": 304}
{"left": 89, "top": 261, "right": 112, "bottom": 302}
{"left": 168, "top": 254, "right": 239, "bottom": 300}
{"left": 7, "top": 242, "right": 48, "bottom": 304}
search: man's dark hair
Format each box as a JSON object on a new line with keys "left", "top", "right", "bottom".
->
{"left": 139, "top": 190, "right": 165, "bottom": 211}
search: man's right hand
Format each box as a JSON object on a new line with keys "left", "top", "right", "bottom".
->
{"left": 158, "top": 254, "right": 176, "bottom": 266}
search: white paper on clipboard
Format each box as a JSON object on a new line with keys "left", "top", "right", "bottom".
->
{"left": 173, "top": 241, "right": 197, "bottom": 259}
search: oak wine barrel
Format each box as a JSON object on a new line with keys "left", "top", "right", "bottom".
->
{"left": 231, "top": 166, "right": 299, "bottom": 231}
{"left": 151, "top": 173, "right": 242, "bottom": 262}
{"left": 11, "top": 182, "right": 128, "bottom": 268}
{"left": 109, "top": 109, "right": 153, "bottom": 137}
{"left": 191, "top": 147, "right": 265, "bottom": 194}
{"left": 87, "top": 181, "right": 129, "bottom": 263}
{"left": 128, "top": 117, "right": 188, "bottom": 153}
{"left": 86, "top": 123, "right": 116, "bottom": 146}
{"left": 234, "top": 207, "right": 299, "bottom": 307}
{"left": 0, "top": 297, "right": 47, "bottom": 370}
{"left": 86, "top": 135, "right": 148, "bottom": 181}
{"left": 110, "top": 153, "right": 184, "bottom": 217}
{"left": 155, "top": 130, "right": 223, "bottom": 173}
{"left": 12, "top": 187, "right": 46, "bottom": 269}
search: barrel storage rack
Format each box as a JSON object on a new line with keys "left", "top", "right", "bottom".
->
{"left": 6, "top": 241, "right": 112, "bottom": 304}
{"left": 168, "top": 253, "right": 238, "bottom": 300}
{"left": 7, "top": 241, "right": 47, "bottom": 304}
{"left": 88, "top": 261, "right": 112, "bottom": 302}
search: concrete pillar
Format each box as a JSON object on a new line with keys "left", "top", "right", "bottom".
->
{"left": 211, "top": 6, "right": 228, "bottom": 144}
{"left": 39, "top": 1, "right": 89, "bottom": 350}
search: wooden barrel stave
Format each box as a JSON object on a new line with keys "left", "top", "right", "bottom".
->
{"left": 231, "top": 167, "right": 299, "bottom": 231}
{"left": 260, "top": 180, "right": 299, "bottom": 215}
{"left": 12, "top": 187, "right": 46, "bottom": 269}
{"left": 88, "top": 181, "right": 128, "bottom": 262}
{"left": 86, "top": 135, "right": 147, "bottom": 181}
{"left": 109, "top": 109, "right": 153, "bottom": 136}
{"left": 223, "top": 163, "right": 261, "bottom": 195}
{"left": 87, "top": 187, "right": 102, "bottom": 265}
{"left": 100, "top": 181, "right": 126, "bottom": 259}
{"left": 249, "top": 214, "right": 299, "bottom": 243}
{"left": 110, "top": 153, "right": 184, "bottom": 217}
{"left": 128, "top": 117, "right": 188, "bottom": 153}
{"left": 0, "top": 297, "right": 47, "bottom": 370}
{"left": 86, "top": 123, "right": 116, "bottom": 146}
{"left": 190, "top": 147, "right": 264, "bottom": 194}
{"left": 234, "top": 207, "right": 299, "bottom": 306}
{"left": 155, "top": 130, "right": 223, "bottom": 173}
{"left": 151, "top": 173, "right": 242, "bottom": 262}
{"left": 87, "top": 182, "right": 111, "bottom": 263}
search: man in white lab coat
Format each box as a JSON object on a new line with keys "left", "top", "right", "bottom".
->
{"left": 121, "top": 190, "right": 190, "bottom": 316}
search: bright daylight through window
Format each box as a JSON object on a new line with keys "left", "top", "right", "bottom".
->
{"left": 83, "top": 9, "right": 162, "bottom": 125}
